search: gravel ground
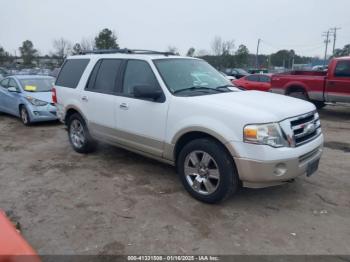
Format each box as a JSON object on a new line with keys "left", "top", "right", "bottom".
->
{"left": 0, "top": 105, "right": 349, "bottom": 255}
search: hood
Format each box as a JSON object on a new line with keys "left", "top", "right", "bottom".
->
{"left": 23, "top": 91, "right": 53, "bottom": 103}
{"left": 188, "top": 90, "right": 316, "bottom": 122}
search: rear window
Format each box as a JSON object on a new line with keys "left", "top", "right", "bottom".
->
{"left": 246, "top": 75, "right": 259, "bottom": 82}
{"left": 56, "top": 59, "right": 90, "bottom": 88}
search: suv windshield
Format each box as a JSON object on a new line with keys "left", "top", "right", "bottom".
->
{"left": 154, "top": 58, "right": 236, "bottom": 96}
{"left": 20, "top": 77, "right": 54, "bottom": 92}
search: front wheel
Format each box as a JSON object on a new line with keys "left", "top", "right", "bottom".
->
{"left": 177, "top": 138, "right": 239, "bottom": 203}
{"left": 312, "top": 101, "right": 326, "bottom": 109}
{"left": 20, "top": 106, "right": 31, "bottom": 126}
{"left": 67, "top": 113, "right": 97, "bottom": 153}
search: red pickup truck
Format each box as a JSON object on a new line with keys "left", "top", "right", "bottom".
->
{"left": 270, "top": 56, "right": 350, "bottom": 108}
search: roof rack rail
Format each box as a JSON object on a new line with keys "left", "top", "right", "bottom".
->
{"left": 78, "top": 49, "right": 176, "bottom": 56}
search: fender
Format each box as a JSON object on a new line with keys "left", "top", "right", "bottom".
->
{"left": 164, "top": 126, "right": 239, "bottom": 162}
{"left": 64, "top": 104, "right": 89, "bottom": 125}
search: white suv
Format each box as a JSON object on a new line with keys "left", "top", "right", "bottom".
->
{"left": 53, "top": 50, "right": 323, "bottom": 203}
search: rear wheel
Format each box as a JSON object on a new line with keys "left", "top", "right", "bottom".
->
{"left": 67, "top": 113, "right": 97, "bottom": 153}
{"left": 20, "top": 106, "right": 31, "bottom": 126}
{"left": 177, "top": 138, "right": 239, "bottom": 203}
{"left": 288, "top": 90, "right": 326, "bottom": 109}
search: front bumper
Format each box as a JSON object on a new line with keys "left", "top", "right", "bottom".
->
{"left": 231, "top": 134, "right": 324, "bottom": 188}
{"left": 27, "top": 104, "right": 58, "bottom": 122}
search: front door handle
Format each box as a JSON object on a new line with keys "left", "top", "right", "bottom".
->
{"left": 82, "top": 96, "right": 88, "bottom": 102}
{"left": 120, "top": 103, "right": 129, "bottom": 110}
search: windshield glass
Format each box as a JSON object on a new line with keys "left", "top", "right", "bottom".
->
{"left": 20, "top": 78, "right": 54, "bottom": 92}
{"left": 154, "top": 58, "right": 236, "bottom": 95}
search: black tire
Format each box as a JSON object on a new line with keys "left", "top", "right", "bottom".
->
{"left": 177, "top": 138, "right": 239, "bottom": 203}
{"left": 20, "top": 105, "right": 31, "bottom": 126}
{"left": 67, "top": 113, "right": 97, "bottom": 153}
{"left": 313, "top": 101, "right": 326, "bottom": 109}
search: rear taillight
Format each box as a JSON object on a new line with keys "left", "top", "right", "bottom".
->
{"left": 52, "top": 87, "right": 57, "bottom": 104}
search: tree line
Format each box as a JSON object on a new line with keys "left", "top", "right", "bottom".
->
{"left": 1, "top": 29, "right": 349, "bottom": 69}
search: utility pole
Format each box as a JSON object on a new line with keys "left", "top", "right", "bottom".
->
{"left": 256, "top": 38, "right": 261, "bottom": 69}
{"left": 330, "top": 27, "right": 341, "bottom": 56}
{"left": 322, "top": 31, "right": 331, "bottom": 67}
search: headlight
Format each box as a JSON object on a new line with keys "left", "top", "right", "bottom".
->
{"left": 25, "top": 96, "right": 48, "bottom": 106}
{"left": 243, "top": 123, "right": 288, "bottom": 148}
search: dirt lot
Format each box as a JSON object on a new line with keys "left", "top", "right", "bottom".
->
{"left": 0, "top": 105, "right": 349, "bottom": 255}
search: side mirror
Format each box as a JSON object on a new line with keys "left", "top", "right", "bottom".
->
{"left": 133, "top": 85, "right": 163, "bottom": 101}
{"left": 8, "top": 87, "right": 18, "bottom": 92}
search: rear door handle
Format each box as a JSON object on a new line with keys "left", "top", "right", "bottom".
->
{"left": 82, "top": 96, "right": 88, "bottom": 102}
{"left": 120, "top": 103, "right": 129, "bottom": 110}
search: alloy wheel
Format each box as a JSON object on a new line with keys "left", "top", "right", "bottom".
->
{"left": 184, "top": 150, "right": 220, "bottom": 195}
{"left": 70, "top": 119, "right": 85, "bottom": 148}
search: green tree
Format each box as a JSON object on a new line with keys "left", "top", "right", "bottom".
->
{"left": 19, "top": 40, "right": 38, "bottom": 66}
{"left": 186, "top": 47, "right": 195, "bottom": 57}
{"left": 270, "top": 50, "right": 293, "bottom": 68}
{"left": 95, "top": 28, "right": 119, "bottom": 50}
{"left": 235, "top": 44, "right": 249, "bottom": 67}
{"left": 0, "top": 46, "right": 10, "bottom": 65}
{"left": 334, "top": 44, "right": 350, "bottom": 57}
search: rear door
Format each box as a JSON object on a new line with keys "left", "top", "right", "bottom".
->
{"left": 80, "top": 59, "right": 123, "bottom": 140}
{"left": 326, "top": 60, "right": 350, "bottom": 102}
{"left": 114, "top": 59, "right": 168, "bottom": 157}
{"left": 258, "top": 75, "right": 271, "bottom": 91}
{"left": 243, "top": 75, "right": 260, "bottom": 90}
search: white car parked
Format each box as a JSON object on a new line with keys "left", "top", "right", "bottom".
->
{"left": 53, "top": 50, "right": 323, "bottom": 203}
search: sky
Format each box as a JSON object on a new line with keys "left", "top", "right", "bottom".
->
{"left": 1, "top": 0, "right": 349, "bottom": 57}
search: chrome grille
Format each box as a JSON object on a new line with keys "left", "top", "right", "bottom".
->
{"left": 290, "top": 111, "right": 321, "bottom": 147}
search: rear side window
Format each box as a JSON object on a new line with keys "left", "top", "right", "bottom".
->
{"left": 246, "top": 75, "right": 259, "bottom": 82}
{"left": 87, "top": 59, "right": 122, "bottom": 94}
{"left": 259, "top": 75, "right": 271, "bottom": 83}
{"left": 56, "top": 59, "right": 90, "bottom": 88}
{"left": 334, "top": 61, "right": 350, "bottom": 77}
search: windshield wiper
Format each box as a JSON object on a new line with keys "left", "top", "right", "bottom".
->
{"left": 215, "top": 85, "right": 235, "bottom": 91}
{"left": 173, "top": 86, "right": 225, "bottom": 94}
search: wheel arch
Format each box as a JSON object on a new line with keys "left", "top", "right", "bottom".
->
{"left": 171, "top": 128, "right": 238, "bottom": 164}
{"left": 64, "top": 106, "right": 88, "bottom": 125}
{"left": 285, "top": 82, "right": 309, "bottom": 96}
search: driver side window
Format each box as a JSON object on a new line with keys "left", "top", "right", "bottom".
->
{"left": 8, "top": 79, "right": 19, "bottom": 90}
{"left": 122, "top": 60, "right": 160, "bottom": 97}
